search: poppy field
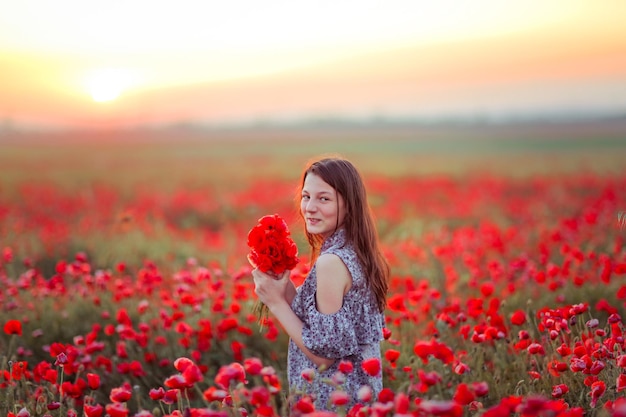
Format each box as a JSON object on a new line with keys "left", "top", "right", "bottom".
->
{"left": 1, "top": 127, "right": 626, "bottom": 417}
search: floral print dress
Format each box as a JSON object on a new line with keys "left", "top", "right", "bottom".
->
{"left": 287, "top": 228, "right": 385, "bottom": 411}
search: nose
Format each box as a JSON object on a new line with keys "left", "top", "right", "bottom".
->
{"left": 304, "top": 199, "right": 317, "bottom": 213}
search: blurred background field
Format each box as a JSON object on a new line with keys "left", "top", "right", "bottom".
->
{"left": 2, "top": 117, "right": 626, "bottom": 189}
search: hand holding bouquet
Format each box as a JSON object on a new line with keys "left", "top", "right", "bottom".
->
{"left": 247, "top": 214, "right": 299, "bottom": 323}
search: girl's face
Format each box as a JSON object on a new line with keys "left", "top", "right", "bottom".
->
{"left": 301, "top": 173, "right": 346, "bottom": 238}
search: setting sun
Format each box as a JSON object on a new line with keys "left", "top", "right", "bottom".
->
{"left": 85, "top": 69, "right": 132, "bottom": 103}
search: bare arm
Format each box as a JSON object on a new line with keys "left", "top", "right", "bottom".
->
{"left": 314, "top": 254, "right": 352, "bottom": 314}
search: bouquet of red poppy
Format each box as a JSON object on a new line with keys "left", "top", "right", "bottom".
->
{"left": 247, "top": 214, "right": 299, "bottom": 323}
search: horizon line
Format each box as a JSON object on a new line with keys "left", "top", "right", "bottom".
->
{"left": 2, "top": 108, "right": 626, "bottom": 135}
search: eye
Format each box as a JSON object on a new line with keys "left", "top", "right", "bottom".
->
{"left": 301, "top": 195, "right": 310, "bottom": 201}
{"left": 320, "top": 197, "right": 330, "bottom": 202}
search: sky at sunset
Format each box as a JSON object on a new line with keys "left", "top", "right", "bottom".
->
{"left": 1, "top": 0, "right": 626, "bottom": 129}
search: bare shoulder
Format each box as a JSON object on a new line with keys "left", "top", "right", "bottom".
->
{"left": 316, "top": 253, "right": 353, "bottom": 292}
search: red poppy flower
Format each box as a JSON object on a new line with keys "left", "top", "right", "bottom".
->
{"left": 361, "top": 358, "right": 381, "bottom": 376}
{"left": 338, "top": 360, "right": 354, "bottom": 374}
{"left": 432, "top": 340, "right": 455, "bottom": 364}
{"left": 116, "top": 308, "right": 132, "bottom": 326}
{"left": 3, "top": 320, "right": 22, "bottom": 336}
{"left": 480, "top": 282, "right": 494, "bottom": 297}
{"left": 384, "top": 349, "right": 400, "bottom": 363}
{"left": 47, "top": 402, "right": 61, "bottom": 410}
{"left": 453, "top": 383, "right": 475, "bottom": 405}
{"left": 472, "top": 382, "right": 489, "bottom": 397}
{"left": 2, "top": 247, "right": 12, "bottom": 263}
{"left": 510, "top": 310, "right": 527, "bottom": 326}
{"left": 182, "top": 363, "right": 203, "bottom": 386}
{"left": 149, "top": 387, "right": 165, "bottom": 401}
{"left": 378, "top": 387, "right": 395, "bottom": 403}
{"left": 173, "top": 357, "right": 194, "bottom": 372}
{"left": 15, "top": 408, "right": 30, "bottom": 417}
{"left": 395, "top": 392, "right": 410, "bottom": 414}
{"left": 552, "top": 384, "right": 569, "bottom": 398}
{"left": 414, "top": 339, "right": 455, "bottom": 365}
{"left": 10, "top": 361, "right": 27, "bottom": 380}
{"left": 109, "top": 386, "right": 132, "bottom": 403}
{"left": 589, "top": 360, "right": 605, "bottom": 375}
{"left": 417, "top": 370, "right": 442, "bottom": 391}
{"left": 247, "top": 214, "right": 299, "bottom": 275}
{"left": 83, "top": 404, "right": 104, "bottom": 417}
{"left": 556, "top": 343, "right": 572, "bottom": 357}
{"left": 570, "top": 358, "right": 587, "bottom": 373}
{"left": 250, "top": 386, "right": 271, "bottom": 407}
{"left": 414, "top": 341, "right": 434, "bottom": 363}
{"left": 87, "top": 373, "right": 101, "bottom": 390}
{"left": 215, "top": 362, "right": 246, "bottom": 389}
{"left": 105, "top": 403, "right": 128, "bottom": 417}
{"left": 203, "top": 386, "right": 228, "bottom": 402}
{"left": 301, "top": 368, "right": 315, "bottom": 383}
{"left": 243, "top": 358, "right": 263, "bottom": 375}
{"left": 164, "top": 374, "right": 188, "bottom": 389}
{"left": 527, "top": 343, "right": 545, "bottom": 355}
{"left": 454, "top": 362, "right": 470, "bottom": 375}
{"left": 590, "top": 380, "right": 606, "bottom": 407}
{"left": 294, "top": 396, "right": 315, "bottom": 413}
{"left": 162, "top": 389, "right": 180, "bottom": 405}
{"left": 382, "top": 327, "right": 392, "bottom": 340}
{"left": 330, "top": 390, "right": 350, "bottom": 406}
{"left": 617, "top": 374, "right": 626, "bottom": 392}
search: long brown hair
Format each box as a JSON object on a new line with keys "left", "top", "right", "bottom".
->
{"left": 298, "top": 157, "right": 389, "bottom": 312}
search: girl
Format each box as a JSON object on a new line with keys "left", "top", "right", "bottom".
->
{"left": 252, "top": 157, "right": 389, "bottom": 412}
